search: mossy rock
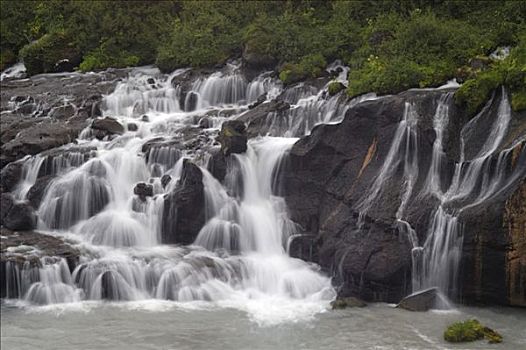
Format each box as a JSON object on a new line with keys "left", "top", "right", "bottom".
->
{"left": 331, "top": 297, "right": 367, "bottom": 309}
{"left": 19, "top": 31, "right": 81, "bottom": 76}
{"left": 328, "top": 81, "right": 346, "bottom": 96}
{"left": 511, "top": 89, "right": 526, "bottom": 112}
{"left": 444, "top": 319, "right": 502, "bottom": 344}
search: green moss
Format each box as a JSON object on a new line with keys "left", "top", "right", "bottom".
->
{"left": 444, "top": 319, "right": 503, "bottom": 344}
{"left": 19, "top": 31, "right": 80, "bottom": 76}
{"left": 328, "top": 81, "right": 346, "bottom": 96}
{"left": 454, "top": 69, "right": 505, "bottom": 116}
{"left": 511, "top": 89, "right": 526, "bottom": 112}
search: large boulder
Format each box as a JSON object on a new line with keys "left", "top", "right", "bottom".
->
{"left": 1, "top": 198, "right": 37, "bottom": 231}
{"left": 237, "top": 99, "right": 290, "bottom": 138}
{"left": 161, "top": 160, "right": 205, "bottom": 245}
{"left": 91, "top": 117, "right": 125, "bottom": 139}
{"left": 218, "top": 120, "right": 247, "bottom": 156}
{"left": 27, "top": 175, "right": 54, "bottom": 209}
{"left": 134, "top": 182, "right": 153, "bottom": 201}
{"left": 0, "top": 162, "right": 23, "bottom": 192}
{"left": 397, "top": 287, "right": 445, "bottom": 311}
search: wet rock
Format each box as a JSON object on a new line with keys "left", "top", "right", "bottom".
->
{"left": 2, "top": 200, "right": 37, "bottom": 231}
{"left": 134, "top": 182, "right": 153, "bottom": 200}
{"left": 54, "top": 59, "right": 76, "bottom": 73}
{"left": 0, "top": 228, "right": 81, "bottom": 298}
{"left": 27, "top": 175, "right": 54, "bottom": 209}
{"left": 48, "top": 103, "right": 76, "bottom": 119}
{"left": 0, "top": 161, "right": 23, "bottom": 192}
{"left": 238, "top": 99, "right": 290, "bottom": 138}
{"left": 218, "top": 120, "right": 247, "bottom": 156}
{"left": 248, "top": 93, "right": 267, "bottom": 109}
{"left": 331, "top": 296, "right": 367, "bottom": 309}
{"left": 162, "top": 160, "right": 205, "bottom": 245}
{"left": 397, "top": 287, "right": 441, "bottom": 311}
{"left": 161, "top": 174, "right": 172, "bottom": 188}
{"left": 207, "top": 147, "right": 228, "bottom": 182}
{"left": 127, "top": 122, "right": 138, "bottom": 131}
{"left": 141, "top": 114, "right": 149, "bottom": 122}
{"left": 198, "top": 117, "right": 212, "bottom": 129}
{"left": 91, "top": 117, "right": 125, "bottom": 138}
{"left": 0, "top": 193, "right": 14, "bottom": 222}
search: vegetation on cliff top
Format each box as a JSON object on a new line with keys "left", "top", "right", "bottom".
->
{"left": 1, "top": 1, "right": 525, "bottom": 113}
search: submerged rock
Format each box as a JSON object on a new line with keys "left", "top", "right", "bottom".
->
{"left": 27, "top": 175, "right": 54, "bottom": 209}
{"left": 331, "top": 296, "right": 367, "bottom": 309}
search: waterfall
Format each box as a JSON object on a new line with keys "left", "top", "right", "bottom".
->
{"left": 3, "top": 64, "right": 353, "bottom": 323}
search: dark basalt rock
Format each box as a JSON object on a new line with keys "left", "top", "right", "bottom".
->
{"left": 248, "top": 93, "right": 267, "bottom": 109}
{"left": 0, "top": 228, "right": 81, "bottom": 298}
{"left": 91, "top": 117, "right": 125, "bottom": 139}
{"left": 237, "top": 99, "right": 290, "bottom": 137}
{"left": 218, "top": 120, "right": 247, "bottom": 156}
{"left": 127, "top": 122, "right": 138, "bottom": 131}
{"left": 161, "top": 160, "right": 205, "bottom": 245}
{"left": 397, "top": 287, "right": 443, "bottom": 311}
{"left": 0, "top": 161, "right": 23, "bottom": 192}
{"left": 2, "top": 200, "right": 37, "bottom": 231}
{"left": 207, "top": 147, "right": 228, "bottom": 182}
{"left": 27, "top": 175, "right": 54, "bottom": 209}
{"left": 134, "top": 182, "right": 154, "bottom": 200}
{"left": 161, "top": 174, "right": 172, "bottom": 188}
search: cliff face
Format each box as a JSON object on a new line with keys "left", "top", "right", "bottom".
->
{"left": 284, "top": 88, "right": 526, "bottom": 305}
{"left": 505, "top": 175, "right": 526, "bottom": 306}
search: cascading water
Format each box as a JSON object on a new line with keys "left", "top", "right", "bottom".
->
{"left": 3, "top": 64, "right": 355, "bottom": 324}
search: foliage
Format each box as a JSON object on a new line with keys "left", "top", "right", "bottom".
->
{"left": 455, "top": 36, "right": 526, "bottom": 114}
{"left": 1, "top": 0, "right": 525, "bottom": 112}
{"left": 328, "top": 81, "right": 346, "bottom": 96}
{"left": 19, "top": 31, "right": 80, "bottom": 76}
{"left": 444, "top": 319, "right": 502, "bottom": 344}
{"left": 279, "top": 54, "right": 327, "bottom": 85}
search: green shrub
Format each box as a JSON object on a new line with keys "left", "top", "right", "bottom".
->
{"left": 444, "top": 319, "right": 502, "bottom": 344}
{"left": 328, "top": 81, "right": 346, "bottom": 96}
{"left": 79, "top": 43, "right": 140, "bottom": 72}
{"left": 19, "top": 31, "right": 81, "bottom": 75}
{"left": 279, "top": 54, "right": 327, "bottom": 85}
{"left": 0, "top": 49, "right": 16, "bottom": 71}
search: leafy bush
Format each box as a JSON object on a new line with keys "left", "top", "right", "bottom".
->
{"left": 328, "top": 81, "right": 346, "bottom": 96}
{"left": 79, "top": 41, "right": 140, "bottom": 72}
{"left": 279, "top": 54, "right": 327, "bottom": 85}
{"left": 19, "top": 31, "right": 80, "bottom": 75}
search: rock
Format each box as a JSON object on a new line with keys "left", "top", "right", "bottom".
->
{"left": 54, "top": 59, "right": 76, "bottom": 73}
{"left": 91, "top": 117, "right": 125, "bottom": 139}
{"left": 0, "top": 193, "right": 14, "bottom": 222}
{"left": 1, "top": 119, "right": 85, "bottom": 169}
{"left": 2, "top": 200, "right": 37, "bottom": 231}
{"left": 444, "top": 319, "right": 502, "bottom": 344}
{"left": 134, "top": 182, "right": 153, "bottom": 200}
{"left": 184, "top": 91, "right": 198, "bottom": 112}
{"left": 141, "top": 114, "right": 150, "bottom": 122}
{"left": 198, "top": 117, "right": 212, "bottom": 129}
{"left": 331, "top": 296, "right": 367, "bottom": 309}
{"left": 237, "top": 99, "right": 290, "bottom": 137}
{"left": 0, "top": 162, "right": 23, "bottom": 192}
{"left": 207, "top": 147, "right": 228, "bottom": 182}
{"left": 248, "top": 93, "right": 267, "bottom": 109}
{"left": 27, "top": 175, "right": 54, "bottom": 209}
{"left": 161, "top": 174, "right": 172, "bottom": 188}
{"left": 218, "top": 120, "right": 247, "bottom": 156}
{"left": 161, "top": 160, "right": 205, "bottom": 245}
{"left": 0, "top": 228, "right": 81, "bottom": 298}
{"left": 127, "top": 122, "right": 138, "bottom": 131}
{"left": 397, "top": 287, "right": 443, "bottom": 311}
{"left": 242, "top": 43, "right": 277, "bottom": 69}
{"left": 47, "top": 103, "right": 76, "bottom": 119}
